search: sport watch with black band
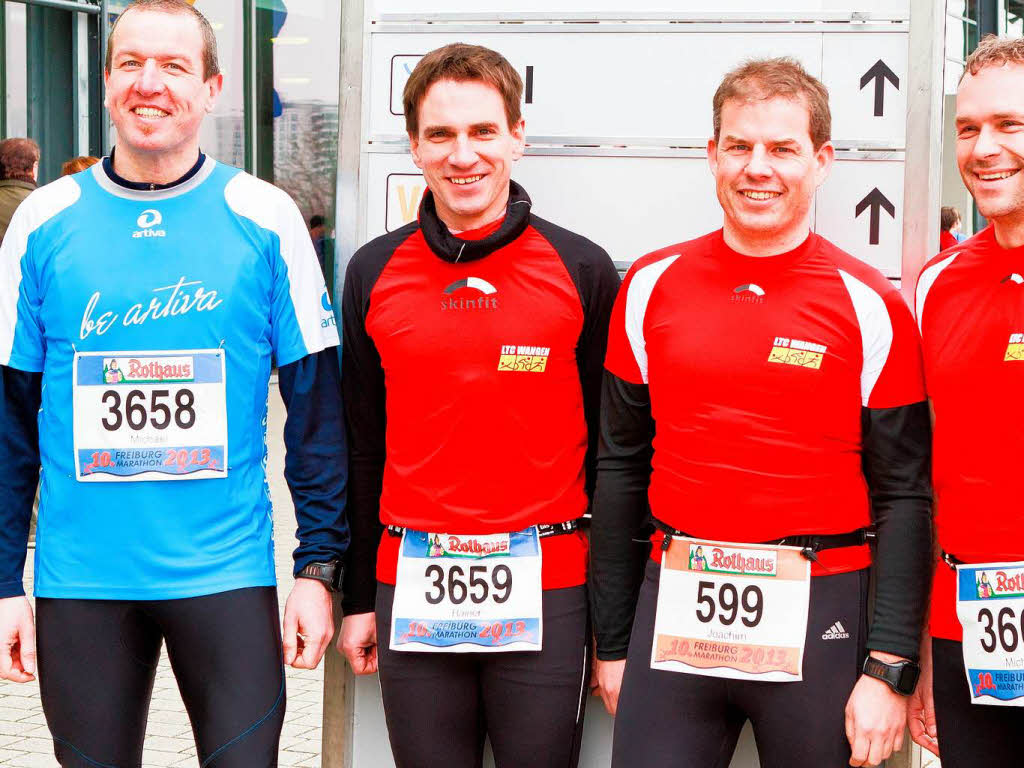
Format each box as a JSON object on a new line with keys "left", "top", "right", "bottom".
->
{"left": 297, "top": 561, "right": 344, "bottom": 593}
{"left": 861, "top": 655, "right": 920, "bottom": 695}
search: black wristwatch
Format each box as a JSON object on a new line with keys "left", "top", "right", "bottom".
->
{"left": 297, "top": 560, "right": 343, "bottom": 593}
{"left": 861, "top": 656, "right": 920, "bottom": 696}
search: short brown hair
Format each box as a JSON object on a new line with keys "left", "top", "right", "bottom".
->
{"left": 940, "top": 206, "right": 960, "bottom": 232}
{"left": 963, "top": 35, "right": 1024, "bottom": 79}
{"left": 61, "top": 156, "right": 100, "bottom": 176}
{"left": 713, "top": 58, "right": 831, "bottom": 150}
{"left": 403, "top": 43, "right": 522, "bottom": 136}
{"left": 0, "top": 138, "right": 40, "bottom": 182}
{"left": 105, "top": 0, "right": 220, "bottom": 81}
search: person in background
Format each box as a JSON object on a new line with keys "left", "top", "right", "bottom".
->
{"left": 309, "top": 213, "right": 327, "bottom": 275}
{"left": 61, "top": 156, "right": 100, "bottom": 176}
{"left": 939, "top": 206, "right": 963, "bottom": 250}
{"left": 0, "top": 138, "right": 39, "bottom": 243}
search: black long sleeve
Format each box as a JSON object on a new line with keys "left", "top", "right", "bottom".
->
{"left": 861, "top": 401, "right": 933, "bottom": 661}
{"left": 277, "top": 347, "right": 350, "bottom": 576}
{"left": 0, "top": 365, "right": 41, "bottom": 598}
{"left": 530, "top": 218, "right": 621, "bottom": 506}
{"left": 339, "top": 234, "right": 399, "bottom": 615}
{"left": 589, "top": 371, "right": 655, "bottom": 660}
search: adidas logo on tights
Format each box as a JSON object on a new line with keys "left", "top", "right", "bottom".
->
{"left": 821, "top": 621, "right": 850, "bottom": 640}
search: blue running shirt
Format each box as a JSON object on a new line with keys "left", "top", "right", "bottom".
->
{"left": 0, "top": 158, "right": 339, "bottom": 599}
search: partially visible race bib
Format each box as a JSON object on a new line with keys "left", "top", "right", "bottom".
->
{"left": 72, "top": 350, "right": 228, "bottom": 482}
{"left": 390, "top": 528, "right": 543, "bottom": 653}
{"left": 651, "top": 537, "right": 811, "bottom": 682}
{"left": 956, "top": 561, "right": 1024, "bottom": 706}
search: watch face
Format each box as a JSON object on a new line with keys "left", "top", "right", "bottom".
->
{"left": 897, "top": 664, "right": 920, "bottom": 694}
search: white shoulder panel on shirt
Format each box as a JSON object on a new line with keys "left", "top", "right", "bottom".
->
{"left": 223, "top": 172, "right": 331, "bottom": 356}
{"left": 915, "top": 252, "right": 963, "bottom": 333}
{"left": 0, "top": 176, "right": 82, "bottom": 365}
{"left": 624, "top": 254, "right": 680, "bottom": 385}
{"left": 838, "top": 269, "right": 893, "bottom": 407}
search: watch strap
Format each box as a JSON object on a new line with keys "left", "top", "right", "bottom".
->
{"left": 298, "top": 561, "right": 343, "bottom": 593}
{"left": 861, "top": 656, "right": 920, "bottom": 696}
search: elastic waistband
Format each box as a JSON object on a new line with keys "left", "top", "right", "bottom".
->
{"left": 941, "top": 550, "right": 963, "bottom": 570}
{"left": 651, "top": 518, "right": 874, "bottom": 563}
{"left": 386, "top": 520, "right": 580, "bottom": 539}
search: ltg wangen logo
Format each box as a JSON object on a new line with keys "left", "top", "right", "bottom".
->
{"left": 133, "top": 209, "right": 166, "bottom": 239}
{"left": 441, "top": 277, "right": 499, "bottom": 311}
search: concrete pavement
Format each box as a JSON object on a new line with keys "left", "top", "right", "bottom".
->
{"left": 0, "top": 383, "right": 328, "bottom": 767}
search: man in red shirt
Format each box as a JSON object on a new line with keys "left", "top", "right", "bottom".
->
{"left": 589, "top": 58, "right": 932, "bottom": 767}
{"left": 911, "top": 35, "right": 1024, "bottom": 766}
{"left": 336, "top": 44, "right": 619, "bottom": 768}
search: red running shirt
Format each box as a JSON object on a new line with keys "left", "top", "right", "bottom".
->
{"left": 605, "top": 230, "right": 926, "bottom": 575}
{"left": 917, "top": 226, "right": 1024, "bottom": 641}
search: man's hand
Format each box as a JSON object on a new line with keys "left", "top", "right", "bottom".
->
{"left": 282, "top": 578, "right": 334, "bottom": 669}
{"left": 0, "top": 596, "right": 36, "bottom": 683}
{"left": 845, "top": 653, "right": 910, "bottom": 766}
{"left": 907, "top": 634, "right": 938, "bottom": 756}
{"left": 339, "top": 612, "right": 378, "bottom": 675}
{"left": 591, "top": 658, "right": 627, "bottom": 716}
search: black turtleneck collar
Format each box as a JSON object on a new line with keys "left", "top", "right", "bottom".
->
{"left": 418, "top": 180, "right": 533, "bottom": 263}
{"left": 102, "top": 148, "right": 206, "bottom": 192}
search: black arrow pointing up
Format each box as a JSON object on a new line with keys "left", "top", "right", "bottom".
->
{"left": 859, "top": 60, "right": 900, "bottom": 117}
{"left": 855, "top": 188, "right": 895, "bottom": 245}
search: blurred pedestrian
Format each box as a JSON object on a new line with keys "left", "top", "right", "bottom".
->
{"left": 940, "top": 206, "right": 962, "bottom": 250}
{"left": 61, "top": 156, "right": 100, "bottom": 176}
{"left": 309, "top": 213, "right": 327, "bottom": 274}
{"left": 0, "top": 138, "right": 39, "bottom": 243}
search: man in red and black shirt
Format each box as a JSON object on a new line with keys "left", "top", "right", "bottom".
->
{"left": 337, "top": 44, "right": 619, "bottom": 768}
{"left": 912, "top": 36, "right": 1024, "bottom": 766}
{"left": 589, "top": 59, "right": 932, "bottom": 768}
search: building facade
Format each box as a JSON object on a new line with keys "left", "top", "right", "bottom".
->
{"left": 1, "top": 0, "right": 340, "bottom": 280}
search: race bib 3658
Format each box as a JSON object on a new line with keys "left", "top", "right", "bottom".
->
{"left": 72, "top": 349, "right": 228, "bottom": 482}
{"left": 957, "top": 561, "right": 1024, "bottom": 706}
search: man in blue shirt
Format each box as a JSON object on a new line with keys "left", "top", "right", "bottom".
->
{"left": 0, "top": 1, "right": 348, "bottom": 765}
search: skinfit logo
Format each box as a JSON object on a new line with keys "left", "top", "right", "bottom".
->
{"left": 1002, "top": 273, "right": 1024, "bottom": 285}
{"left": 133, "top": 209, "right": 166, "bottom": 239}
{"left": 731, "top": 283, "right": 766, "bottom": 305}
{"left": 441, "top": 276, "right": 499, "bottom": 310}
{"left": 822, "top": 621, "right": 850, "bottom": 640}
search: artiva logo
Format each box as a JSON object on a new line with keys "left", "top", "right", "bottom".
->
{"left": 441, "top": 277, "right": 499, "bottom": 310}
{"left": 320, "top": 290, "right": 336, "bottom": 329}
{"left": 133, "top": 209, "right": 166, "bottom": 239}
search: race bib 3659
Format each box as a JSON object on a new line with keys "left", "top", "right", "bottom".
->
{"left": 390, "top": 528, "right": 543, "bottom": 653}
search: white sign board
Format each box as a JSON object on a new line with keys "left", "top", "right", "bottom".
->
{"left": 370, "top": 31, "right": 906, "bottom": 146}
{"left": 366, "top": 150, "right": 904, "bottom": 276}
{"left": 369, "top": 1, "right": 909, "bottom": 18}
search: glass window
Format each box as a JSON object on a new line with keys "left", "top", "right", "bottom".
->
{"left": 5, "top": 2, "right": 27, "bottom": 138}
{"left": 1008, "top": 0, "right": 1024, "bottom": 36}
{"left": 262, "top": 0, "right": 341, "bottom": 281}
{"left": 195, "top": 0, "right": 245, "bottom": 169}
